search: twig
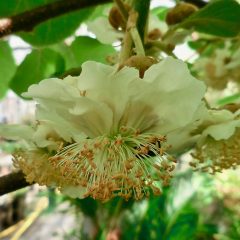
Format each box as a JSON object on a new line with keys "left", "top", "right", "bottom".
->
{"left": 128, "top": 11, "right": 145, "bottom": 56}
{"left": 182, "top": 0, "right": 207, "bottom": 8}
{"left": 0, "top": 171, "right": 31, "bottom": 196}
{"left": 0, "top": 0, "right": 111, "bottom": 38}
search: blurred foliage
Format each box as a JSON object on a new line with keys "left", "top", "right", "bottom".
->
{"left": 0, "top": 41, "right": 16, "bottom": 98}
{"left": 10, "top": 48, "right": 65, "bottom": 95}
{"left": 180, "top": 0, "right": 240, "bottom": 37}
{"left": 0, "top": 140, "right": 21, "bottom": 153}
{"left": 42, "top": 169, "right": 240, "bottom": 240}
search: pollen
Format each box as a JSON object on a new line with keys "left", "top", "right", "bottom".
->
{"left": 46, "top": 126, "right": 176, "bottom": 201}
{"left": 191, "top": 129, "right": 240, "bottom": 174}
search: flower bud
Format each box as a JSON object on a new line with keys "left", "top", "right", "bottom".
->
{"left": 108, "top": 4, "right": 131, "bottom": 30}
{"left": 120, "top": 55, "right": 158, "bottom": 78}
{"left": 166, "top": 3, "right": 198, "bottom": 25}
{"left": 147, "top": 28, "right": 162, "bottom": 40}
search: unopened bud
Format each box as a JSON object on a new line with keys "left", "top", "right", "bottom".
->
{"left": 120, "top": 55, "right": 158, "bottom": 78}
{"left": 166, "top": 3, "right": 198, "bottom": 25}
{"left": 147, "top": 28, "right": 162, "bottom": 40}
{"left": 108, "top": 4, "right": 131, "bottom": 30}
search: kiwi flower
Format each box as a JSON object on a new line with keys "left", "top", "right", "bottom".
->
{"left": 191, "top": 109, "right": 240, "bottom": 173}
{"left": 1, "top": 57, "right": 206, "bottom": 201}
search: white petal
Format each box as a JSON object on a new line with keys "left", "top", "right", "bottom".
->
{"left": 69, "top": 97, "right": 113, "bottom": 137}
{"left": 36, "top": 105, "right": 86, "bottom": 142}
{"left": 22, "top": 78, "right": 80, "bottom": 100}
{"left": 78, "top": 62, "right": 140, "bottom": 131}
{"left": 87, "top": 17, "right": 123, "bottom": 44}
{"left": 33, "top": 123, "right": 59, "bottom": 149}
{"left": 203, "top": 119, "right": 240, "bottom": 140}
{"left": 143, "top": 57, "right": 206, "bottom": 132}
{"left": 167, "top": 102, "right": 208, "bottom": 153}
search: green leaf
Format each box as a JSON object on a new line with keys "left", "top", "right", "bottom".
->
{"left": 0, "top": 41, "right": 17, "bottom": 99}
{"left": 0, "top": 0, "right": 56, "bottom": 16}
{"left": 217, "top": 93, "right": 240, "bottom": 106}
{"left": 180, "top": 0, "right": 240, "bottom": 37}
{"left": 69, "top": 36, "right": 116, "bottom": 66}
{"left": 0, "top": 0, "right": 93, "bottom": 46}
{"left": 166, "top": 211, "right": 198, "bottom": 240}
{"left": 151, "top": 7, "right": 168, "bottom": 21}
{"left": 51, "top": 43, "right": 79, "bottom": 70}
{"left": 10, "top": 48, "right": 65, "bottom": 95}
{"left": 188, "top": 40, "right": 207, "bottom": 50}
{"left": 19, "top": 8, "right": 93, "bottom": 46}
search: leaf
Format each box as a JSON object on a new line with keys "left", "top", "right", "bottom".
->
{"left": 10, "top": 48, "right": 65, "bottom": 95}
{"left": 180, "top": 0, "right": 240, "bottom": 37}
{"left": 151, "top": 7, "right": 168, "bottom": 21}
{"left": 69, "top": 36, "right": 116, "bottom": 66}
{"left": 0, "top": 0, "right": 93, "bottom": 46}
{"left": 0, "top": 41, "right": 17, "bottom": 99}
{"left": 0, "top": 0, "right": 56, "bottom": 16}
{"left": 166, "top": 211, "right": 198, "bottom": 240}
{"left": 19, "top": 8, "right": 93, "bottom": 46}
{"left": 217, "top": 93, "right": 240, "bottom": 106}
{"left": 51, "top": 43, "right": 79, "bottom": 69}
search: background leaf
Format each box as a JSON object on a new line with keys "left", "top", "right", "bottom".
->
{"left": 0, "top": 0, "right": 94, "bottom": 46}
{"left": 69, "top": 36, "right": 116, "bottom": 66}
{"left": 0, "top": 41, "right": 17, "bottom": 99}
{"left": 165, "top": 210, "right": 198, "bottom": 240}
{"left": 0, "top": 0, "right": 56, "bottom": 16}
{"left": 151, "top": 7, "right": 168, "bottom": 21}
{"left": 180, "top": 0, "right": 240, "bottom": 37}
{"left": 217, "top": 93, "right": 240, "bottom": 106}
{"left": 19, "top": 8, "right": 93, "bottom": 46}
{"left": 10, "top": 48, "right": 65, "bottom": 95}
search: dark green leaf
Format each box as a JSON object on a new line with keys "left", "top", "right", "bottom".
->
{"left": 0, "top": 0, "right": 93, "bottom": 46}
{"left": 188, "top": 40, "right": 207, "bottom": 50}
{"left": 10, "top": 48, "right": 65, "bottom": 95}
{"left": 19, "top": 8, "right": 93, "bottom": 46}
{"left": 0, "top": 41, "right": 17, "bottom": 99}
{"left": 70, "top": 197, "right": 98, "bottom": 217}
{"left": 0, "top": 0, "right": 56, "bottom": 17}
{"left": 69, "top": 36, "right": 116, "bottom": 66}
{"left": 180, "top": 0, "right": 240, "bottom": 37}
{"left": 166, "top": 211, "right": 198, "bottom": 240}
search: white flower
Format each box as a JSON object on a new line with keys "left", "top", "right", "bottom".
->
{"left": 193, "top": 44, "right": 240, "bottom": 90}
{"left": 88, "top": 17, "right": 123, "bottom": 44}
{"left": 191, "top": 109, "right": 240, "bottom": 173}
{"left": 2, "top": 57, "right": 206, "bottom": 201}
{"left": 88, "top": 15, "right": 168, "bottom": 45}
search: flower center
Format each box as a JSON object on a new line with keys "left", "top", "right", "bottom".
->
{"left": 49, "top": 126, "right": 176, "bottom": 201}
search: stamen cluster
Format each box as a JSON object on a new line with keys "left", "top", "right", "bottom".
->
{"left": 48, "top": 127, "right": 175, "bottom": 201}
{"left": 191, "top": 129, "right": 240, "bottom": 174}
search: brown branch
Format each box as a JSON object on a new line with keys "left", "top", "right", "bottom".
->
{"left": 0, "top": 0, "right": 111, "bottom": 38}
{"left": 182, "top": 0, "right": 207, "bottom": 8}
{"left": 0, "top": 171, "right": 32, "bottom": 196}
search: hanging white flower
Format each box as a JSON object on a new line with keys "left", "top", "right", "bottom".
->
{"left": 1, "top": 57, "right": 206, "bottom": 201}
{"left": 191, "top": 109, "right": 240, "bottom": 173}
{"left": 88, "top": 14, "right": 168, "bottom": 45}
